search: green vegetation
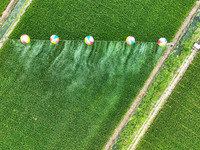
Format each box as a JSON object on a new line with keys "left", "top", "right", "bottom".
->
{"left": 9, "top": 0, "right": 196, "bottom": 41}
{"left": 112, "top": 9, "right": 200, "bottom": 150}
{"left": 0, "top": 0, "right": 10, "bottom": 16}
{"left": 0, "top": 40, "right": 165, "bottom": 149}
{"left": 1, "top": 1, "right": 198, "bottom": 149}
{"left": 136, "top": 52, "right": 200, "bottom": 149}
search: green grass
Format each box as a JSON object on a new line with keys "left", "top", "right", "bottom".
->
{"left": 9, "top": 0, "right": 196, "bottom": 41}
{"left": 0, "top": 0, "right": 10, "bottom": 16}
{"left": 136, "top": 52, "right": 200, "bottom": 150}
{"left": 0, "top": 40, "right": 165, "bottom": 149}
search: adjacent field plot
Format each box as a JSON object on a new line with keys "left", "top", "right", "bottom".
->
{"left": 0, "top": 0, "right": 10, "bottom": 16}
{"left": 9, "top": 0, "right": 196, "bottom": 41}
{"left": 0, "top": 40, "right": 165, "bottom": 149}
{"left": 136, "top": 54, "right": 200, "bottom": 150}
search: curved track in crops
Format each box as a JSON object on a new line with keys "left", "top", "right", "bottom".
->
{"left": 105, "top": 1, "right": 200, "bottom": 149}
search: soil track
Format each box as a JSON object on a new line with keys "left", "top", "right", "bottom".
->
{"left": 104, "top": 1, "right": 200, "bottom": 150}
{"left": 0, "top": 0, "right": 18, "bottom": 26}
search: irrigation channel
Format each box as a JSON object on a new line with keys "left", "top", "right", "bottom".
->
{"left": 0, "top": 40, "right": 166, "bottom": 149}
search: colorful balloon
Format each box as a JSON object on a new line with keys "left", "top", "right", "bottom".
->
{"left": 158, "top": 38, "right": 167, "bottom": 47}
{"left": 20, "top": 34, "right": 30, "bottom": 44}
{"left": 126, "top": 36, "right": 135, "bottom": 45}
{"left": 84, "top": 35, "right": 94, "bottom": 45}
{"left": 50, "top": 35, "right": 59, "bottom": 44}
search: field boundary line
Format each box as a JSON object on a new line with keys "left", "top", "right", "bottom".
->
{"left": 0, "top": 0, "right": 33, "bottom": 49}
{"left": 104, "top": 1, "right": 200, "bottom": 149}
{"left": 0, "top": 0, "right": 19, "bottom": 26}
{"left": 128, "top": 45, "right": 199, "bottom": 150}
{"left": 7, "top": 39, "right": 174, "bottom": 44}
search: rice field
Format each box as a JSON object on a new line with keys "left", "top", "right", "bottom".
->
{"left": 0, "top": 0, "right": 10, "bottom": 16}
{"left": 1, "top": 0, "right": 198, "bottom": 149}
{"left": 136, "top": 53, "right": 200, "bottom": 149}
{"left": 9, "top": 0, "right": 196, "bottom": 41}
{"left": 0, "top": 40, "right": 165, "bottom": 149}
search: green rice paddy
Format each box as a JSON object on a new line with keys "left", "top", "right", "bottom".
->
{"left": 0, "top": 40, "right": 165, "bottom": 149}
{"left": 1, "top": 0, "right": 198, "bottom": 149}
{"left": 9, "top": 0, "right": 196, "bottom": 41}
{"left": 136, "top": 53, "right": 200, "bottom": 150}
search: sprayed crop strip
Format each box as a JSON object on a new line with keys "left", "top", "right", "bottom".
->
{"left": 0, "top": 40, "right": 165, "bottom": 149}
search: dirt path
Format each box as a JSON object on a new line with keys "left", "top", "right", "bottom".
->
{"left": 0, "top": 0, "right": 18, "bottom": 26}
{"left": 104, "top": 1, "right": 200, "bottom": 150}
{"left": 0, "top": 0, "right": 33, "bottom": 49}
{"left": 128, "top": 45, "right": 199, "bottom": 150}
